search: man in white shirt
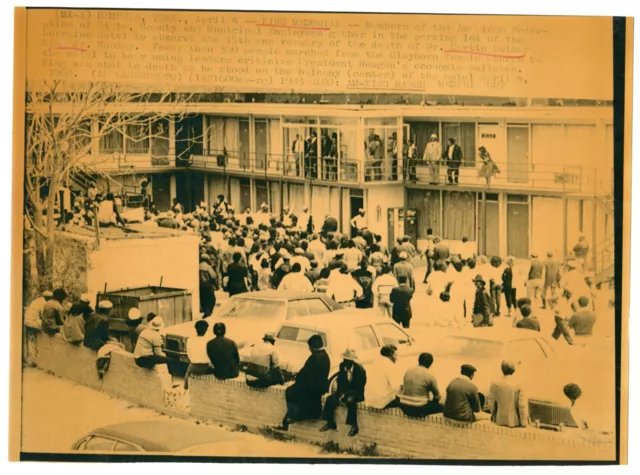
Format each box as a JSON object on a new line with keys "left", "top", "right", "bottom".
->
{"left": 291, "top": 248, "right": 311, "bottom": 273}
{"left": 326, "top": 264, "right": 363, "bottom": 307}
{"left": 366, "top": 344, "right": 402, "bottom": 409}
{"left": 245, "top": 333, "right": 284, "bottom": 388}
{"left": 278, "top": 263, "right": 314, "bottom": 292}
{"left": 350, "top": 209, "right": 368, "bottom": 233}
{"left": 423, "top": 133, "right": 442, "bottom": 184}
{"left": 460, "top": 237, "right": 476, "bottom": 263}
{"left": 297, "top": 206, "right": 311, "bottom": 231}
{"left": 308, "top": 234, "right": 326, "bottom": 263}
{"left": 184, "top": 319, "right": 213, "bottom": 389}
{"left": 373, "top": 264, "right": 398, "bottom": 317}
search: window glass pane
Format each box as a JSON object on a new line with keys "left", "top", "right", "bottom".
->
{"left": 353, "top": 326, "right": 379, "bottom": 350}
{"left": 255, "top": 119, "right": 268, "bottom": 170}
{"left": 151, "top": 118, "right": 170, "bottom": 163}
{"left": 442, "top": 122, "right": 476, "bottom": 167}
{"left": 99, "top": 117, "right": 124, "bottom": 154}
{"left": 84, "top": 436, "right": 115, "bottom": 451}
{"left": 277, "top": 326, "right": 326, "bottom": 345}
{"left": 125, "top": 120, "right": 150, "bottom": 154}
{"left": 374, "top": 323, "right": 411, "bottom": 346}
{"left": 287, "top": 301, "right": 310, "bottom": 319}
{"left": 305, "top": 299, "right": 330, "bottom": 315}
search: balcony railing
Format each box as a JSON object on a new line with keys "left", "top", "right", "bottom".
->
{"left": 76, "top": 153, "right": 176, "bottom": 171}
{"left": 189, "top": 149, "right": 361, "bottom": 184}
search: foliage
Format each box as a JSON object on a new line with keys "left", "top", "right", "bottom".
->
{"left": 258, "top": 425, "right": 297, "bottom": 442}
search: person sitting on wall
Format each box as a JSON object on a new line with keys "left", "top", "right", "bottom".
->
{"left": 83, "top": 300, "right": 113, "bottom": 351}
{"left": 60, "top": 299, "right": 92, "bottom": 345}
{"left": 158, "top": 210, "right": 180, "bottom": 229}
{"left": 443, "top": 364, "right": 490, "bottom": 423}
{"left": 25, "top": 290, "right": 53, "bottom": 331}
{"left": 124, "top": 307, "right": 144, "bottom": 352}
{"left": 280, "top": 334, "right": 331, "bottom": 431}
{"left": 245, "top": 332, "right": 284, "bottom": 389}
{"left": 184, "top": 319, "right": 214, "bottom": 390}
{"left": 41, "top": 288, "right": 67, "bottom": 336}
{"left": 487, "top": 360, "right": 529, "bottom": 428}
{"left": 320, "top": 349, "right": 367, "bottom": 437}
{"left": 133, "top": 316, "right": 168, "bottom": 369}
{"left": 206, "top": 322, "right": 240, "bottom": 381}
{"left": 398, "top": 352, "right": 443, "bottom": 418}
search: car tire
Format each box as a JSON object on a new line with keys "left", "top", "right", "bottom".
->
{"left": 328, "top": 372, "right": 339, "bottom": 394}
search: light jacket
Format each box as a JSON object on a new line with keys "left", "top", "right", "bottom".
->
{"left": 487, "top": 374, "right": 529, "bottom": 428}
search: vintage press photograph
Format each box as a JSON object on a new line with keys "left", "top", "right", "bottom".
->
{"left": 10, "top": 7, "right": 629, "bottom": 463}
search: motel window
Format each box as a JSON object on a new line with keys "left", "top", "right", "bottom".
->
{"left": 442, "top": 191, "right": 476, "bottom": 241}
{"left": 441, "top": 122, "right": 476, "bottom": 167}
{"left": 98, "top": 117, "right": 124, "bottom": 155}
{"left": 125, "top": 121, "right": 150, "bottom": 154}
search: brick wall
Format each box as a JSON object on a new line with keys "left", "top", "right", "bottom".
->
{"left": 28, "top": 333, "right": 615, "bottom": 461}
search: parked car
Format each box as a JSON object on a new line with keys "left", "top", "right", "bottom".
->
{"left": 238, "top": 312, "right": 419, "bottom": 382}
{"left": 160, "top": 291, "right": 342, "bottom": 371}
{"left": 72, "top": 418, "right": 248, "bottom": 455}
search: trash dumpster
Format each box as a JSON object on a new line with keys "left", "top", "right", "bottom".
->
{"left": 98, "top": 286, "right": 193, "bottom": 351}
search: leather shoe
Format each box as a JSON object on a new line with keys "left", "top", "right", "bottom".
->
{"left": 348, "top": 426, "right": 359, "bottom": 437}
{"left": 320, "top": 423, "right": 337, "bottom": 432}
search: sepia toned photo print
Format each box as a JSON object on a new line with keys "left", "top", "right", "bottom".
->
{"left": 9, "top": 7, "right": 630, "bottom": 463}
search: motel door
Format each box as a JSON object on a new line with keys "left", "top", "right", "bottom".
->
{"left": 507, "top": 125, "right": 530, "bottom": 184}
{"left": 477, "top": 124, "right": 504, "bottom": 165}
{"left": 507, "top": 194, "right": 530, "bottom": 258}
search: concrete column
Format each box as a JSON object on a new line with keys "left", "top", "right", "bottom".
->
{"left": 170, "top": 173, "right": 177, "bottom": 202}
{"left": 169, "top": 117, "right": 176, "bottom": 166}
{"left": 203, "top": 174, "right": 210, "bottom": 205}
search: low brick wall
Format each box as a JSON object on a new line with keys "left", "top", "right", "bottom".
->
{"left": 27, "top": 331, "right": 615, "bottom": 460}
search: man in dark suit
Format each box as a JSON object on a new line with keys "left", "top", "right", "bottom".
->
{"left": 390, "top": 275, "right": 415, "bottom": 328}
{"left": 206, "top": 322, "right": 240, "bottom": 380}
{"left": 281, "top": 334, "right": 331, "bottom": 431}
{"left": 443, "top": 137, "right": 463, "bottom": 185}
{"left": 472, "top": 275, "right": 493, "bottom": 327}
{"left": 320, "top": 349, "right": 367, "bottom": 437}
{"left": 443, "top": 364, "right": 489, "bottom": 422}
{"left": 83, "top": 300, "right": 112, "bottom": 351}
{"left": 322, "top": 214, "right": 339, "bottom": 235}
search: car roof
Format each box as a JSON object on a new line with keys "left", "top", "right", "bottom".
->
{"left": 90, "top": 418, "right": 235, "bottom": 452}
{"left": 280, "top": 311, "right": 395, "bottom": 333}
{"left": 443, "top": 327, "right": 545, "bottom": 343}
{"left": 233, "top": 290, "right": 333, "bottom": 301}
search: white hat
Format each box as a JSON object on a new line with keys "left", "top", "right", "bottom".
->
{"left": 200, "top": 201, "right": 207, "bottom": 208}
{"left": 399, "top": 251, "right": 408, "bottom": 259}
{"left": 43, "top": 290, "right": 53, "bottom": 298}
{"left": 150, "top": 316, "right": 165, "bottom": 331}
{"left": 430, "top": 133, "right": 438, "bottom": 139}
{"left": 127, "top": 308, "right": 141, "bottom": 320}
{"left": 98, "top": 300, "right": 113, "bottom": 310}
{"left": 261, "top": 202, "right": 268, "bottom": 208}
{"left": 342, "top": 348, "right": 358, "bottom": 361}
{"left": 358, "top": 208, "right": 365, "bottom": 213}
{"left": 80, "top": 293, "right": 91, "bottom": 304}
{"left": 166, "top": 210, "right": 175, "bottom": 218}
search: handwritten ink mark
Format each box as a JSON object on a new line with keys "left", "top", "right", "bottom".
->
{"left": 443, "top": 50, "right": 525, "bottom": 59}
{"left": 256, "top": 24, "right": 330, "bottom": 31}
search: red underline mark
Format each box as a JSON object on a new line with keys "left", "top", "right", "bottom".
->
{"left": 256, "top": 23, "right": 330, "bottom": 31}
{"left": 444, "top": 49, "right": 525, "bottom": 59}
{"left": 49, "top": 46, "right": 87, "bottom": 52}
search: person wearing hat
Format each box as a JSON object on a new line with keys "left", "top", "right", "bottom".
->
{"left": 245, "top": 332, "right": 284, "bottom": 389}
{"left": 134, "top": 316, "right": 168, "bottom": 369}
{"left": 199, "top": 253, "right": 218, "bottom": 318}
{"left": 83, "top": 300, "right": 113, "bottom": 350}
{"left": 443, "top": 137, "right": 463, "bottom": 185}
{"left": 41, "top": 288, "right": 68, "bottom": 336}
{"left": 320, "top": 348, "right": 367, "bottom": 437}
{"left": 298, "top": 206, "right": 311, "bottom": 233}
{"left": 398, "top": 353, "right": 443, "bottom": 418}
{"left": 542, "top": 250, "right": 561, "bottom": 309}
{"left": 349, "top": 208, "right": 368, "bottom": 235}
{"left": 24, "top": 290, "right": 53, "bottom": 330}
{"left": 61, "top": 298, "right": 93, "bottom": 345}
{"left": 526, "top": 252, "right": 544, "bottom": 306}
{"left": 123, "top": 307, "right": 145, "bottom": 352}
{"left": 158, "top": 210, "right": 179, "bottom": 229}
{"left": 472, "top": 274, "right": 493, "bottom": 327}
{"left": 393, "top": 251, "right": 415, "bottom": 290}
{"left": 443, "top": 364, "right": 489, "bottom": 422}
{"left": 487, "top": 360, "right": 529, "bottom": 428}
{"left": 280, "top": 334, "right": 331, "bottom": 431}
{"left": 206, "top": 322, "right": 240, "bottom": 380}
{"left": 423, "top": 133, "right": 442, "bottom": 184}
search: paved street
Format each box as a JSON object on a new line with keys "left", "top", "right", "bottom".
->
{"left": 20, "top": 367, "right": 331, "bottom": 457}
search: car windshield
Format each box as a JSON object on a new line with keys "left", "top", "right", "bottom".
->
{"left": 217, "top": 298, "right": 285, "bottom": 319}
{"left": 434, "top": 336, "right": 504, "bottom": 359}
{"left": 277, "top": 326, "right": 327, "bottom": 347}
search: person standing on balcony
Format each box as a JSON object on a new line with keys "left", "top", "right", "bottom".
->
{"left": 292, "top": 133, "right": 304, "bottom": 177}
{"left": 305, "top": 131, "right": 319, "bottom": 179}
{"left": 573, "top": 234, "right": 590, "bottom": 270}
{"left": 407, "top": 139, "right": 418, "bottom": 182}
{"left": 320, "top": 131, "right": 332, "bottom": 180}
{"left": 368, "top": 134, "right": 384, "bottom": 181}
{"left": 424, "top": 133, "right": 442, "bottom": 185}
{"left": 388, "top": 132, "right": 399, "bottom": 180}
{"left": 444, "top": 137, "right": 463, "bottom": 185}
{"left": 478, "top": 146, "right": 501, "bottom": 187}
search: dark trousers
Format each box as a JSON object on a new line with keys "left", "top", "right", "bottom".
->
{"left": 393, "top": 315, "right": 411, "bottom": 328}
{"left": 447, "top": 167, "right": 460, "bottom": 184}
{"left": 322, "top": 393, "right": 359, "bottom": 427}
{"left": 285, "top": 384, "right": 323, "bottom": 423}
{"left": 135, "top": 355, "right": 168, "bottom": 369}
{"left": 423, "top": 256, "right": 434, "bottom": 283}
{"left": 399, "top": 400, "right": 444, "bottom": 418}
{"left": 504, "top": 288, "right": 517, "bottom": 310}
{"left": 472, "top": 313, "right": 493, "bottom": 327}
{"left": 200, "top": 285, "right": 216, "bottom": 317}
{"left": 490, "top": 285, "right": 502, "bottom": 315}
{"left": 184, "top": 362, "right": 213, "bottom": 390}
{"left": 552, "top": 315, "right": 574, "bottom": 344}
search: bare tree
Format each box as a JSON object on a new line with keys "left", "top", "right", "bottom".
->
{"left": 24, "top": 80, "right": 194, "bottom": 293}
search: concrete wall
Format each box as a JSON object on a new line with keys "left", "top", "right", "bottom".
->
{"left": 86, "top": 234, "right": 201, "bottom": 316}
{"left": 367, "top": 184, "right": 405, "bottom": 247}
{"left": 26, "top": 333, "right": 615, "bottom": 460}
